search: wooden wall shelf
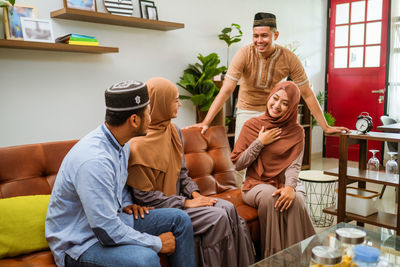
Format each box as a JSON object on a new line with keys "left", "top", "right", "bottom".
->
{"left": 51, "top": 8, "right": 185, "bottom": 31}
{"left": 0, "top": 39, "right": 118, "bottom": 53}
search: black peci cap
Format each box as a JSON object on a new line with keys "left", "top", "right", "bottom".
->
{"left": 105, "top": 81, "right": 150, "bottom": 112}
{"left": 253, "top": 12, "right": 277, "bottom": 28}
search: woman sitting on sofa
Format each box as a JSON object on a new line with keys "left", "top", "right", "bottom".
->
{"left": 231, "top": 81, "right": 315, "bottom": 258}
{"left": 126, "top": 77, "right": 254, "bottom": 267}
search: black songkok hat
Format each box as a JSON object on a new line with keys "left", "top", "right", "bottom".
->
{"left": 253, "top": 12, "right": 277, "bottom": 28}
{"left": 105, "top": 81, "right": 150, "bottom": 111}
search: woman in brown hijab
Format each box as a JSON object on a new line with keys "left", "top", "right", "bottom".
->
{"left": 127, "top": 77, "right": 254, "bottom": 267}
{"left": 231, "top": 81, "right": 315, "bottom": 258}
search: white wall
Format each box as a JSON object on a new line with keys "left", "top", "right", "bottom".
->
{"left": 0, "top": 0, "right": 327, "bottom": 152}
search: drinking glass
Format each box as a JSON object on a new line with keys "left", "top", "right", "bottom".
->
{"left": 367, "top": 150, "right": 380, "bottom": 172}
{"left": 386, "top": 152, "right": 398, "bottom": 176}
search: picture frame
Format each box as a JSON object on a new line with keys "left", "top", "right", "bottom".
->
{"left": 139, "top": 0, "right": 154, "bottom": 19}
{"left": 64, "top": 0, "right": 97, "bottom": 12}
{"left": 3, "top": 4, "right": 37, "bottom": 40}
{"left": 20, "top": 17, "right": 55, "bottom": 43}
{"left": 146, "top": 6, "right": 158, "bottom": 20}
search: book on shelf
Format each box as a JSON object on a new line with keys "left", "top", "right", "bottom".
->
{"left": 56, "top": 33, "right": 97, "bottom": 44}
{"left": 69, "top": 37, "right": 98, "bottom": 42}
{"left": 68, "top": 40, "right": 99, "bottom": 46}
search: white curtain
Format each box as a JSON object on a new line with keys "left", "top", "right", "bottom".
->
{"left": 387, "top": 2, "right": 400, "bottom": 121}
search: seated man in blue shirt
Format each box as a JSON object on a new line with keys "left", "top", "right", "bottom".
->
{"left": 45, "top": 81, "right": 195, "bottom": 267}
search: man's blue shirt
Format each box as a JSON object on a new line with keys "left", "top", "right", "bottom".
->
{"left": 45, "top": 124, "right": 161, "bottom": 267}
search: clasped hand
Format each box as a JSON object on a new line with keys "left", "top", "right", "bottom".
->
{"left": 123, "top": 204, "right": 154, "bottom": 219}
{"left": 272, "top": 186, "right": 295, "bottom": 212}
{"left": 258, "top": 126, "right": 281, "bottom": 145}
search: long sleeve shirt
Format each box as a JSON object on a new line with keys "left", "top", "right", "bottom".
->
{"left": 234, "top": 138, "right": 305, "bottom": 192}
{"left": 45, "top": 124, "right": 161, "bottom": 267}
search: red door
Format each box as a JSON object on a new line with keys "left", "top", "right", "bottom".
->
{"left": 325, "top": 0, "right": 389, "bottom": 161}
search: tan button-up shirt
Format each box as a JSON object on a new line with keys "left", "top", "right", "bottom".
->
{"left": 226, "top": 44, "right": 309, "bottom": 111}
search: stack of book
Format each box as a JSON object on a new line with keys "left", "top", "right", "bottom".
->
{"left": 56, "top": 33, "right": 99, "bottom": 46}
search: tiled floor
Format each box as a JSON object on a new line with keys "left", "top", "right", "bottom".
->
{"left": 309, "top": 157, "right": 397, "bottom": 234}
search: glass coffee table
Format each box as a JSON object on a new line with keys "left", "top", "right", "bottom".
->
{"left": 250, "top": 222, "right": 400, "bottom": 266}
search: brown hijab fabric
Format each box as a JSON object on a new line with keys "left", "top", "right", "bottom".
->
{"left": 231, "top": 81, "right": 304, "bottom": 191}
{"left": 128, "top": 77, "right": 183, "bottom": 196}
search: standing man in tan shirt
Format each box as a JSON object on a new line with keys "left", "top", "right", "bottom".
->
{"left": 192, "top": 12, "right": 348, "bottom": 141}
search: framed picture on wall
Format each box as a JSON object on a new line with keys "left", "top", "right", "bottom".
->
{"left": 139, "top": 0, "right": 154, "bottom": 19}
{"left": 146, "top": 6, "right": 158, "bottom": 20}
{"left": 21, "top": 18, "right": 55, "bottom": 43}
{"left": 3, "top": 5, "right": 37, "bottom": 40}
{"left": 64, "top": 0, "right": 97, "bottom": 12}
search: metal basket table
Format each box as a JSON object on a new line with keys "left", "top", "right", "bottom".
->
{"left": 299, "top": 170, "right": 338, "bottom": 227}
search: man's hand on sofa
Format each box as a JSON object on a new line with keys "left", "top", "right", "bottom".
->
{"left": 185, "top": 195, "right": 217, "bottom": 208}
{"left": 159, "top": 232, "right": 175, "bottom": 255}
{"left": 122, "top": 204, "right": 154, "bottom": 219}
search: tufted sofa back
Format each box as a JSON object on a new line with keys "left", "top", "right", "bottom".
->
{"left": 181, "top": 126, "right": 238, "bottom": 195}
{"left": 0, "top": 140, "right": 78, "bottom": 199}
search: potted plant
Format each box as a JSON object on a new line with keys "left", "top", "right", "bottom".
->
{"left": 177, "top": 53, "right": 227, "bottom": 124}
{"left": 218, "top": 23, "right": 243, "bottom": 68}
{"left": 312, "top": 91, "right": 336, "bottom": 127}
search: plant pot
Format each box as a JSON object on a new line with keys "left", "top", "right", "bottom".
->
{"left": 196, "top": 107, "right": 225, "bottom": 126}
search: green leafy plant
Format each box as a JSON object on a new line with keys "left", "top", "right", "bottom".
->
{"left": 0, "top": 0, "right": 15, "bottom": 14}
{"left": 177, "top": 53, "right": 227, "bottom": 111}
{"left": 312, "top": 91, "right": 336, "bottom": 127}
{"left": 0, "top": 0, "right": 14, "bottom": 7}
{"left": 225, "top": 117, "right": 231, "bottom": 126}
{"left": 218, "top": 23, "right": 243, "bottom": 67}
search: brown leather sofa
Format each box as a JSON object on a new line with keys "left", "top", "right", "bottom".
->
{"left": 181, "top": 126, "right": 260, "bottom": 243}
{"left": 0, "top": 126, "right": 259, "bottom": 267}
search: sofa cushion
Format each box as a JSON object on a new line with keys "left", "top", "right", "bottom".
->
{"left": 181, "top": 126, "right": 238, "bottom": 195}
{"left": 0, "top": 195, "right": 50, "bottom": 259}
{"left": 0, "top": 141, "right": 78, "bottom": 199}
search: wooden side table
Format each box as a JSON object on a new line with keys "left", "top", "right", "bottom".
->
{"left": 323, "top": 131, "right": 400, "bottom": 233}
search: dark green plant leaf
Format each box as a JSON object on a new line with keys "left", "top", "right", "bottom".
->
{"left": 178, "top": 73, "right": 196, "bottom": 87}
{"left": 177, "top": 52, "right": 226, "bottom": 110}
{"left": 221, "top": 28, "right": 232, "bottom": 34}
{"left": 225, "top": 117, "right": 231, "bottom": 126}
{"left": 325, "top": 112, "right": 336, "bottom": 126}
{"left": 178, "top": 95, "right": 192, "bottom": 100}
{"left": 231, "top": 38, "right": 242, "bottom": 44}
{"left": 200, "top": 101, "right": 213, "bottom": 111}
{"left": 191, "top": 94, "right": 207, "bottom": 106}
{"left": 311, "top": 91, "right": 336, "bottom": 127}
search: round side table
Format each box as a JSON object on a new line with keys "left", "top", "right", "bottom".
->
{"left": 299, "top": 170, "right": 338, "bottom": 227}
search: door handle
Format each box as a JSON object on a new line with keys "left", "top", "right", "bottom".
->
{"left": 371, "top": 89, "right": 385, "bottom": 94}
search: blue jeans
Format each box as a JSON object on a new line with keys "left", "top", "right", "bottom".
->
{"left": 65, "top": 208, "right": 195, "bottom": 267}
